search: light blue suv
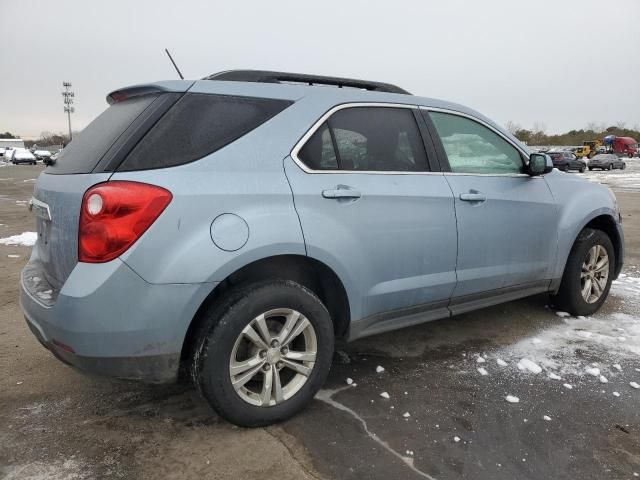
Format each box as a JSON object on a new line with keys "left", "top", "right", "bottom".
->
{"left": 20, "top": 71, "right": 624, "bottom": 426}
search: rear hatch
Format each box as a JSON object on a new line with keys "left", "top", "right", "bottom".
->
{"left": 548, "top": 153, "right": 564, "bottom": 165}
{"left": 28, "top": 85, "right": 187, "bottom": 297}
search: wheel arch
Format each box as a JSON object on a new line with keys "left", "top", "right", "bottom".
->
{"left": 551, "top": 212, "right": 623, "bottom": 292}
{"left": 582, "top": 214, "right": 623, "bottom": 277}
{"left": 179, "top": 254, "right": 351, "bottom": 376}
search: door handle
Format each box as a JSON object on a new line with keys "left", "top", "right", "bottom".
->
{"left": 459, "top": 192, "right": 486, "bottom": 202}
{"left": 322, "top": 188, "right": 361, "bottom": 199}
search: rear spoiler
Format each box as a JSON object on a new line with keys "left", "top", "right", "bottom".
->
{"left": 106, "top": 80, "right": 194, "bottom": 104}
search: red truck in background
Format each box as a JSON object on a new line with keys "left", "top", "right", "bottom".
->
{"left": 604, "top": 136, "right": 638, "bottom": 157}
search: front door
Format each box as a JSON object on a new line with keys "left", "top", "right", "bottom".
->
{"left": 425, "top": 109, "right": 558, "bottom": 299}
{"left": 285, "top": 105, "right": 458, "bottom": 334}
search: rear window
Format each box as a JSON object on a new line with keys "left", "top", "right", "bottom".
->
{"left": 118, "top": 94, "right": 293, "bottom": 171}
{"left": 47, "top": 95, "right": 159, "bottom": 174}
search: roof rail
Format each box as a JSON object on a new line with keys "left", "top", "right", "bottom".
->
{"left": 204, "top": 70, "right": 411, "bottom": 95}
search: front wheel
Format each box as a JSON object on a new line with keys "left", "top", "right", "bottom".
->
{"left": 552, "top": 228, "right": 614, "bottom": 316}
{"left": 192, "top": 280, "right": 334, "bottom": 427}
{"left": 579, "top": 166, "right": 586, "bottom": 173}
{"left": 608, "top": 163, "right": 613, "bottom": 170}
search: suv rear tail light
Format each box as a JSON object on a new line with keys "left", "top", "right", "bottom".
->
{"left": 79, "top": 181, "right": 172, "bottom": 263}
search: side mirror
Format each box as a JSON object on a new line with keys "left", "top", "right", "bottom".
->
{"left": 528, "top": 153, "right": 553, "bottom": 176}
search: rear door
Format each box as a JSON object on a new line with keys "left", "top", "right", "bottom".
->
{"left": 423, "top": 109, "right": 558, "bottom": 303}
{"left": 284, "top": 104, "right": 457, "bottom": 334}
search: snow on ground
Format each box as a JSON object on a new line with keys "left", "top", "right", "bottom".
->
{"left": 0, "top": 232, "right": 37, "bottom": 246}
{"left": 496, "top": 273, "right": 640, "bottom": 379}
{"left": 575, "top": 159, "right": 640, "bottom": 192}
{"left": 517, "top": 359, "right": 542, "bottom": 374}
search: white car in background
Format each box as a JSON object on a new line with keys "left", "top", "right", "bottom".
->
{"left": 33, "top": 150, "right": 52, "bottom": 160}
{"left": 4, "top": 148, "right": 16, "bottom": 161}
{"left": 12, "top": 149, "right": 37, "bottom": 165}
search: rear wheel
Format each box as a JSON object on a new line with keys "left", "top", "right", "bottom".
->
{"left": 588, "top": 167, "right": 593, "bottom": 171}
{"left": 608, "top": 163, "right": 613, "bottom": 170}
{"left": 552, "top": 228, "right": 614, "bottom": 316}
{"left": 192, "top": 280, "right": 334, "bottom": 427}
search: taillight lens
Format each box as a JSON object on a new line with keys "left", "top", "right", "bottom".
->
{"left": 79, "top": 181, "right": 172, "bottom": 263}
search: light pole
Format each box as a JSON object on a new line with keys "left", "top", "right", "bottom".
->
{"left": 62, "top": 82, "right": 75, "bottom": 143}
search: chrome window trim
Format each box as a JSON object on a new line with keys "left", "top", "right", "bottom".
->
{"left": 289, "top": 102, "right": 443, "bottom": 176}
{"left": 422, "top": 106, "right": 532, "bottom": 177}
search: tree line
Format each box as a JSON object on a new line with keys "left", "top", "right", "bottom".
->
{"left": 0, "top": 131, "right": 71, "bottom": 148}
{"left": 506, "top": 121, "right": 640, "bottom": 146}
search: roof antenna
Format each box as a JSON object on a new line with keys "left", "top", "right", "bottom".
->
{"left": 164, "top": 48, "right": 184, "bottom": 79}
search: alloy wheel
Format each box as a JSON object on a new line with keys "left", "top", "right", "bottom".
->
{"left": 580, "top": 245, "right": 609, "bottom": 304}
{"left": 229, "top": 308, "right": 317, "bottom": 407}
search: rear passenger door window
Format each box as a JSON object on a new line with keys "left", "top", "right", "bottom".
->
{"left": 428, "top": 111, "right": 523, "bottom": 175}
{"left": 296, "top": 107, "right": 429, "bottom": 172}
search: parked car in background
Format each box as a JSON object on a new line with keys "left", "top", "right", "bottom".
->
{"left": 588, "top": 153, "right": 626, "bottom": 170}
{"left": 12, "top": 149, "right": 37, "bottom": 165}
{"left": 0, "top": 147, "right": 5, "bottom": 157}
{"left": 548, "top": 151, "right": 586, "bottom": 172}
{"left": 4, "top": 147, "right": 16, "bottom": 162}
{"left": 33, "top": 150, "right": 52, "bottom": 161}
{"left": 21, "top": 71, "right": 624, "bottom": 427}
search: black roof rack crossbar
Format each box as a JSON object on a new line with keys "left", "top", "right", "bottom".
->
{"left": 204, "top": 70, "right": 411, "bottom": 95}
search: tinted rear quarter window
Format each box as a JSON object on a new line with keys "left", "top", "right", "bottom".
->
{"left": 298, "top": 123, "right": 338, "bottom": 170}
{"left": 118, "top": 94, "right": 293, "bottom": 171}
{"left": 46, "top": 95, "right": 158, "bottom": 174}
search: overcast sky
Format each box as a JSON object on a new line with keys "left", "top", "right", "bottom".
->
{"left": 1, "top": 0, "right": 638, "bottom": 138}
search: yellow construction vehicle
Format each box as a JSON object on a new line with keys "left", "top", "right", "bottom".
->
{"left": 583, "top": 140, "right": 603, "bottom": 158}
{"left": 574, "top": 145, "right": 591, "bottom": 158}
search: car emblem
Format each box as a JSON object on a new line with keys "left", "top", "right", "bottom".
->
{"left": 28, "top": 197, "right": 52, "bottom": 221}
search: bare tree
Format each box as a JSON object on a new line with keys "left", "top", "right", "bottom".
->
{"left": 615, "top": 120, "right": 626, "bottom": 129}
{"left": 505, "top": 120, "right": 521, "bottom": 135}
{"left": 530, "top": 122, "right": 547, "bottom": 145}
{"left": 586, "top": 122, "right": 599, "bottom": 132}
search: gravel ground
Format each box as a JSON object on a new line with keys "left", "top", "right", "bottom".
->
{"left": 1, "top": 162, "right": 639, "bottom": 479}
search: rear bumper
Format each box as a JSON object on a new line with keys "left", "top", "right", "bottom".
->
{"left": 20, "top": 258, "right": 215, "bottom": 383}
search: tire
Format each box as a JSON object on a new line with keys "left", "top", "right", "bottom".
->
{"left": 552, "top": 228, "right": 615, "bottom": 316}
{"left": 192, "top": 280, "right": 334, "bottom": 427}
{"left": 579, "top": 166, "right": 586, "bottom": 173}
{"left": 622, "top": 163, "right": 626, "bottom": 170}
{"left": 608, "top": 163, "right": 613, "bottom": 170}
{"left": 588, "top": 167, "right": 593, "bottom": 171}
